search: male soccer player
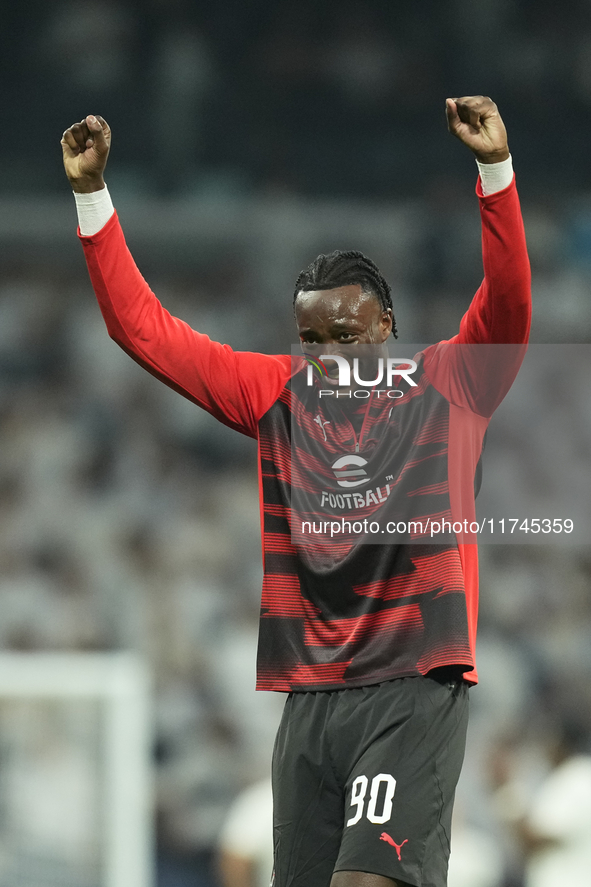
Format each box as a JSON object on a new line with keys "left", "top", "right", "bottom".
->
{"left": 61, "top": 96, "right": 531, "bottom": 887}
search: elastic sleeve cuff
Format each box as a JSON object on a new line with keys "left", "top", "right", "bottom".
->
{"left": 74, "top": 185, "right": 115, "bottom": 236}
{"left": 476, "top": 156, "right": 514, "bottom": 196}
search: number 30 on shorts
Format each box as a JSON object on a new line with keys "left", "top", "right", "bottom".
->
{"left": 346, "top": 773, "right": 397, "bottom": 827}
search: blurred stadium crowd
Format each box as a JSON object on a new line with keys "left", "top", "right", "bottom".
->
{"left": 3, "top": 1, "right": 591, "bottom": 886}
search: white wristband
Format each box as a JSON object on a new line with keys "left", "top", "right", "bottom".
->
{"left": 476, "top": 155, "right": 513, "bottom": 196}
{"left": 74, "top": 185, "right": 115, "bottom": 236}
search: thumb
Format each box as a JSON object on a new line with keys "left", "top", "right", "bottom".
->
{"left": 85, "top": 115, "right": 109, "bottom": 153}
{"left": 445, "top": 98, "right": 460, "bottom": 134}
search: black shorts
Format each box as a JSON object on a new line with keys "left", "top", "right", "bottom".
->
{"left": 271, "top": 670, "right": 469, "bottom": 887}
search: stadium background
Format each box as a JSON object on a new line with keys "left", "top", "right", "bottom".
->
{"left": 2, "top": 1, "right": 591, "bottom": 885}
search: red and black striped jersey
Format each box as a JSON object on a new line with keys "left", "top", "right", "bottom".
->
{"left": 79, "top": 177, "right": 531, "bottom": 691}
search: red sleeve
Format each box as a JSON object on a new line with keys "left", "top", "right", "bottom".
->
{"left": 456, "top": 175, "right": 531, "bottom": 345}
{"left": 78, "top": 212, "right": 292, "bottom": 438}
{"left": 423, "top": 175, "right": 531, "bottom": 416}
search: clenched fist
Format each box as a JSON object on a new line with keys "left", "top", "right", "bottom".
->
{"left": 61, "top": 115, "right": 111, "bottom": 192}
{"left": 445, "top": 96, "right": 509, "bottom": 164}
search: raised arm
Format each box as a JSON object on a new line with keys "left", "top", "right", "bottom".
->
{"left": 445, "top": 96, "right": 531, "bottom": 345}
{"left": 424, "top": 97, "right": 531, "bottom": 416}
{"left": 61, "top": 116, "right": 291, "bottom": 438}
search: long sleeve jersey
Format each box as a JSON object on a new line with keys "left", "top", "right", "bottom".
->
{"left": 79, "top": 177, "right": 531, "bottom": 691}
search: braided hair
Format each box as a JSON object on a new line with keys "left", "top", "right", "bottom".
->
{"left": 293, "top": 249, "right": 397, "bottom": 338}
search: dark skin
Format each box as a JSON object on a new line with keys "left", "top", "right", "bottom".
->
{"left": 296, "top": 284, "right": 392, "bottom": 397}
{"left": 61, "top": 94, "right": 509, "bottom": 887}
{"left": 296, "top": 285, "right": 392, "bottom": 347}
{"left": 61, "top": 96, "right": 510, "bottom": 193}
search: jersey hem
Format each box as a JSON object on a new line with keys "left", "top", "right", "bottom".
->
{"left": 257, "top": 660, "right": 476, "bottom": 693}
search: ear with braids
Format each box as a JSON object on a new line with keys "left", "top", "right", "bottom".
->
{"left": 293, "top": 249, "right": 398, "bottom": 338}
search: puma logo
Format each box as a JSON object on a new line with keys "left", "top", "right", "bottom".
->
{"left": 379, "top": 833, "right": 408, "bottom": 860}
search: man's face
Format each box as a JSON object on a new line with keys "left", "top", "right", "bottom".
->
{"left": 295, "top": 284, "right": 392, "bottom": 347}
{"left": 294, "top": 284, "right": 393, "bottom": 394}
